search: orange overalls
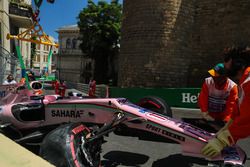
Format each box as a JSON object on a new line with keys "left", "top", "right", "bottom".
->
{"left": 229, "top": 67, "right": 250, "bottom": 141}
{"left": 88, "top": 80, "right": 96, "bottom": 97}
{"left": 55, "top": 81, "right": 66, "bottom": 97}
{"left": 198, "top": 77, "right": 238, "bottom": 122}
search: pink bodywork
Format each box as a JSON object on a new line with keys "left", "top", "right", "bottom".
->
{"left": 0, "top": 85, "right": 246, "bottom": 166}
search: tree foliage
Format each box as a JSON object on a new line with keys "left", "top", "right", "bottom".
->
{"left": 77, "top": 0, "right": 122, "bottom": 84}
{"left": 30, "top": 37, "right": 36, "bottom": 68}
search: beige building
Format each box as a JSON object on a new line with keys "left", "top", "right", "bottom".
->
{"left": 33, "top": 36, "right": 58, "bottom": 75}
{"left": 56, "top": 24, "right": 93, "bottom": 83}
{"left": 0, "top": 0, "right": 32, "bottom": 82}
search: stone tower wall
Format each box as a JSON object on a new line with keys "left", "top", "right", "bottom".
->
{"left": 119, "top": 0, "right": 195, "bottom": 87}
{"left": 119, "top": 0, "right": 250, "bottom": 87}
{"left": 190, "top": 0, "right": 250, "bottom": 86}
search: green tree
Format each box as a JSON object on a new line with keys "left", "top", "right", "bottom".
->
{"left": 30, "top": 37, "right": 36, "bottom": 68}
{"left": 77, "top": 0, "right": 122, "bottom": 84}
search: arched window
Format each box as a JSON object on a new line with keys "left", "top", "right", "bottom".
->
{"left": 66, "top": 38, "right": 71, "bottom": 49}
{"left": 72, "top": 38, "right": 77, "bottom": 49}
{"left": 86, "top": 62, "right": 92, "bottom": 70}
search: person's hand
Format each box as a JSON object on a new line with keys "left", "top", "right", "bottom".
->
{"left": 216, "top": 129, "right": 234, "bottom": 146}
{"left": 202, "top": 129, "right": 234, "bottom": 158}
{"left": 202, "top": 112, "right": 215, "bottom": 121}
{"left": 202, "top": 137, "right": 225, "bottom": 158}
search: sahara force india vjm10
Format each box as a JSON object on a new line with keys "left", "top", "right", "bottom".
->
{"left": 0, "top": 82, "right": 247, "bottom": 167}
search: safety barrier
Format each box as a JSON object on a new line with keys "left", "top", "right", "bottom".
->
{"left": 65, "top": 82, "right": 200, "bottom": 108}
{"left": 109, "top": 87, "right": 200, "bottom": 108}
{"left": 66, "top": 82, "right": 109, "bottom": 97}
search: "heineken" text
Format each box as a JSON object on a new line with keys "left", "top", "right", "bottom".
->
{"left": 182, "top": 93, "right": 199, "bottom": 103}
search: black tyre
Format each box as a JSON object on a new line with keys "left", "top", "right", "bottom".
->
{"left": 137, "top": 96, "right": 172, "bottom": 117}
{"left": 40, "top": 123, "right": 102, "bottom": 167}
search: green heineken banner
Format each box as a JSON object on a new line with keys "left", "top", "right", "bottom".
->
{"left": 110, "top": 87, "right": 201, "bottom": 108}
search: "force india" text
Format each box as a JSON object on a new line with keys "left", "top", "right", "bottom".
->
{"left": 146, "top": 124, "right": 185, "bottom": 142}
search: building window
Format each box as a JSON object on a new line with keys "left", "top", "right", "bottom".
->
{"left": 44, "top": 45, "right": 50, "bottom": 51}
{"left": 86, "top": 62, "right": 92, "bottom": 70}
{"left": 72, "top": 38, "right": 77, "bottom": 49}
{"left": 46, "top": 45, "right": 51, "bottom": 51}
{"left": 66, "top": 38, "right": 71, "bottom": 49}
{"left": 35, "top": 54, "right": 40, "bottom": 62}
{"left": 44, "top": 55, "right": 48, "bottom": 62}
{"left": 36, "top": 44, "right": 40, "bottom": 50}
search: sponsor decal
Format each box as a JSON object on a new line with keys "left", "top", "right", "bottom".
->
{"left": 146, "top": 124, "right": 185, "bottom": 142}
{"left": 51, "top": 109, "right": 84, "bottom": 118}
{"left": 182, "top": 93, "right": 200, "bottom": 104}
{"left": 20, "top": 106, "right": 29, "bottom": 111}
{"left": 126, "top": 103, "right": 149, "bottom": 112}
{"left": 179, "top": 123, "right": 212, "bottom": 137}
{"left": 223, "top": 147, "right": 240, "bottom": 161}
{"left": 126, "top": 103, "right": 144, "bottom": 109}
{"left": 146, "top": 113, "right": 167, "bottom": 122}
{"left": 116, "top": 98, "right": 128, "bottom": 104}
{"left": 72, "top": 124, "right": 86, "bottom": 135}
{"left": 138, "top": 108, "right": 148, "bottom": 113}
{"left": 125, "top": 103, "right": 151, "bottom": 113}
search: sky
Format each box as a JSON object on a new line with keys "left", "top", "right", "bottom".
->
{"left": 38, "top": 0, "right": 122, "bottom": 41}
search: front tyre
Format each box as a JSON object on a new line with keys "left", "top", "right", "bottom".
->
{"left": 40, "top": 123, "right": 101, "bottom": 167}
{"left": 137, "top": 96, "right": 172, "bottom": 117}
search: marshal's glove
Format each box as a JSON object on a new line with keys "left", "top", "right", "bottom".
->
{"left": 202, "top": 129, "right": 234, "bottom": 158}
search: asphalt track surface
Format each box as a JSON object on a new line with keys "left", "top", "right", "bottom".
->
{"left": 100, "top": 108, "right": 250, "bottom": 167}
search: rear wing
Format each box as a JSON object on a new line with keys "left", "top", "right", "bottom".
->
{"left": 0, "top": 81, "right": 47, "bottom": 105}
{"left": 0, "top": 84, "right": 19, "bottom": 105}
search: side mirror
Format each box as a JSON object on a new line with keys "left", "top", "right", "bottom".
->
{"left": 30, "top": 81, "right": 43, "bottom": 91}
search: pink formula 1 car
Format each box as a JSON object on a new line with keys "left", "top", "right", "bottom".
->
{"left": 0, "top": 82, "right": 246, "bottom": 167}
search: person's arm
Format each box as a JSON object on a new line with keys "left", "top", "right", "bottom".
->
{"left": 202, "top": 81, "right": 250, "bottom": 158}
{"left": 198, "top": 82, "right": 215, "bottom": 120}
{"left": 198, "top": 82, "right": 209, "bottom": 113}
{"left": 223, "top": 85, "right": 238, "bottom": 121}
{"left": 228, "top": 81, "right": 250, "bottom": 140}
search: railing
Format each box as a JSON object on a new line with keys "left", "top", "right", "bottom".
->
{"left": 9, "top": 1, "right": 32, "bottom": 18}
{"left": 66, "top": 82, "right": 109, "bottom": 98}
{"left": 60, "top": 48, "right": 82, "bottom": 55}
{"left": 0, "top": 45, "right": 18, "bottom": 84}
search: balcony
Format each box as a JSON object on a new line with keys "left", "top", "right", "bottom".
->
{"left": 9, "top": 0, "right": 33, "bottom": 28}
{"left": 60, "top": 48, "right": 83, "bottom": 55}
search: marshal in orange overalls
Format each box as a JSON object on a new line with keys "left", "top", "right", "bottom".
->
{"left": 198, "top": 77, "right": 238, "bottom": 122}
{"left": 229, "top": 67, "right": 250, "bottom": 141}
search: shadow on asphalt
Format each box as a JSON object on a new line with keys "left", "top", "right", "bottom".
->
{"left": 101, "top": 151, "right": 149, "bottom": 167}
{"left": 152, "top": 154, "right": 208, "bottom": 167}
